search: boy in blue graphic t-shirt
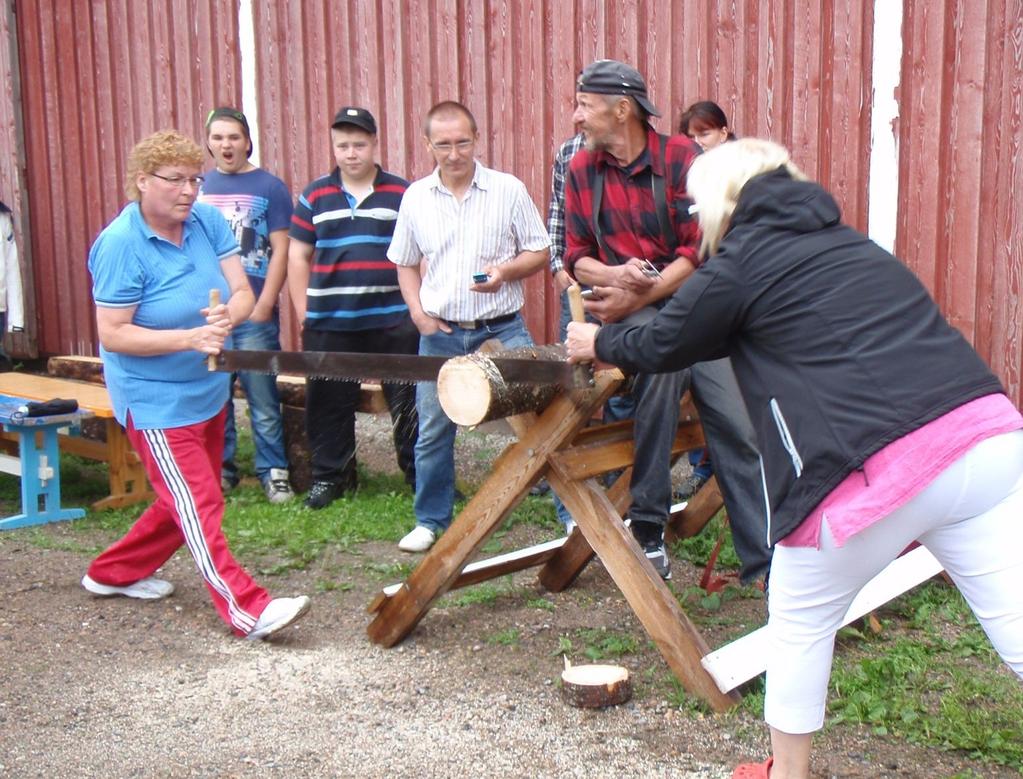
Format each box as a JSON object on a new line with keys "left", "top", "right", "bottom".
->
{"left": 198, "top": 107, "right": 295, "bottom": 503}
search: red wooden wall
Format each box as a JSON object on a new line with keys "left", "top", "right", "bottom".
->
{"left": 254, "top": 0, "right": 874, "bottom": 347}
{"left": 0, "top": 0, "right": 1020, "bottom": 404}
{"left": 12, "top": 0, "right": 242, "bottom": 358}
{"left": 896, "top": 0, "right": 1023, "bottom": 402}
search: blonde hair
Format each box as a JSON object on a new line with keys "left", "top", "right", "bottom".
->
{"left": 687, "top": 138, "right": 806, "bottom": 257}
{"left": 124, "top": 130, "right": 203, "bottom": 201}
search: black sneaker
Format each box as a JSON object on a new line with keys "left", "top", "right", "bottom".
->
{"left": 304, "top": 480, "right": 344, "bottom": 510}
{"left": 642, "top": 540, "right": 672, "bottom": 581}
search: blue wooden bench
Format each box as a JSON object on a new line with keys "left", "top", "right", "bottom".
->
{"left": 0, "top": 394, "right": 91, "bottom": 530}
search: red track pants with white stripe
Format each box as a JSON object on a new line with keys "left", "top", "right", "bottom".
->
{"left": 87, "top": 408, "right": 271, "bottom": 636}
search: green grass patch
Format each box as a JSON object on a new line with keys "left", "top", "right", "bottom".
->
{"left": 664, "top": 675, "right": 713, "bottom": 716}
{"left": 441, "top": 579, "right": 514, "bottom": 608}
{"left": 669, "top": 511, "right": 741, "bottom": 572}
{"left": 828, "top": 582, "right": 1023, "bottom": 769}
{"left": 487, "top": 627, "right": 520, "bottom": 646}
{"left": 525, "top": 594, "right": 556, "bottom": 611}
{"left": 571, "top": 627, "right": 639, "bottom": 662}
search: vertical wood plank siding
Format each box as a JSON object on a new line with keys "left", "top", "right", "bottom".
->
{"left": 0, "top": 0, "right": 31, "bottom": 356}
{"left": 253, "top": 0, "right": 874, "bottom": 346}
{"left": 2, "top": 1, "right": 1020, "bottom": 405}
{"left": 13, "top": 0, "right": 241, "bottom": 356}
{"left": 898, "top": 0, "right": 1023, "bottom": 403}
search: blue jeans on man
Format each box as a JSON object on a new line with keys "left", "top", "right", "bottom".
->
{"left": 222, "top": 313, "right": 289, "bottom": 488}
{"left": 412, "top": 315, "right": 534, "bottom": 533}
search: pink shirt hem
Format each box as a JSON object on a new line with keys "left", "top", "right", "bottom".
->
{"left": 780, "top": 394, "right": 1023, "bottom": 549}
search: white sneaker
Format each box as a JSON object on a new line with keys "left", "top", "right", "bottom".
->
{"left": 264, "top": 468, "right": 295, "bottom": 504}
{"left": 81, "top": 574, "right": 174, "bottom": 600}
{"left": 398, "top": 525, "right": 437, "bottom": 552}
{"left": 247, "top": 596, "right": 311, "bottom": 641}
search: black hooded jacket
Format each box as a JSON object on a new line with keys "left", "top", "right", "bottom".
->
{"left": 595, "top": 168, "right": 1004, "bottom": 545}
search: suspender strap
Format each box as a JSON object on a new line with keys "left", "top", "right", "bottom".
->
{"left": 652, "top": 134, "right": 678, "bottom": 255}
{"left": 591, "top": 166, "right": 621, "bottom": 265}
{"left": 591, "top": 133, "right": 676, "bottom": 266}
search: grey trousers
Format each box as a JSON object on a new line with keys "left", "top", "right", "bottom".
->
{"left": 689, "top": 357, "right": 772, "bottom": 583}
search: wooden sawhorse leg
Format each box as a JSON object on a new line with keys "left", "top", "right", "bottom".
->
{"left": 366, "top": 372, "right": 621, "bottom": 645}
{"left": 367, "top": 371, "right": 740, "bottom": 712}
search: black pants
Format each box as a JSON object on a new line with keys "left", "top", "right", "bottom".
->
{"left": 623, "top": 307, "right": 771, "bottom": 583}
{"left": 302, "top": 320, "right": 419, "bottom": 486}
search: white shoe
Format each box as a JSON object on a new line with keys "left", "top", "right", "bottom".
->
{"left": 247, "top": 596, "right": 311, "bottom": 641}
{"left": 263, "top": 468, "right": 295, "bottom": 504}
{"left": 398, "top": 525, "right": 436, "bottom": 552}
{"left": 81, "top": 574, "right": 174, "bottom": 600}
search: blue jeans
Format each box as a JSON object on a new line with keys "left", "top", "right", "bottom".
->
{"left": 413, "top": 315, "right": 533, "bottom": 532}
{"left": 222, "top": 314, "right": 288, "bottom": 484}
{"left": 689, "top": 448, "right": 713, "bottom": 479}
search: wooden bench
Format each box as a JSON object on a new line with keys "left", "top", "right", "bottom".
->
{"left": 0, "top": 396, "right": 91, "bottom": 528}
{"left": 0, "top": 372, "right": 153, "bottom": 511}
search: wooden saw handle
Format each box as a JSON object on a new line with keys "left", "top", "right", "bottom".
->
{"left": 208, "top": 288, "right": 221, "bottom": 371}
{"left": 566, "top": 284, "right": 593, "bottom": 388}
{"left": 567, "top": 283, "right": 586, "bottom": 325}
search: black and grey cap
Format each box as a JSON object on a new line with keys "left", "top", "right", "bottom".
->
{"left": 576, "top": 59, "right": 661, "bottom": 118}
{"left": 205, "top": 106, "right": 253, "bottom": 157}
{"left": 331, "top": 106, "right": 377, "bottom": 134}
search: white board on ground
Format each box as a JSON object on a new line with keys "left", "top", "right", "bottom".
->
{"left": 700, "top": 545, "right": 944, "bottom": 694}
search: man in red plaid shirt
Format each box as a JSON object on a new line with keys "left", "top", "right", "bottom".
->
{"left": 564, "top": 60, "right": 770, "bottom": 584}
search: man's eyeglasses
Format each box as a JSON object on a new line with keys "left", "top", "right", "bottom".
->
{"left": 150, "top": 172, "right": 205, "bottom": 188}
{"left": 430, "top": 140, "right": 474, "bottom": 154}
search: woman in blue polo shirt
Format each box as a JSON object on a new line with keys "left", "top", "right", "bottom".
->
{"left": 81, "top": 130, "right": 309, "bottom": 640}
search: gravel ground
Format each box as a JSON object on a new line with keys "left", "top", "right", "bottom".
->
{"left": 1, "top": 413, "right": 1018, "bottom": 778}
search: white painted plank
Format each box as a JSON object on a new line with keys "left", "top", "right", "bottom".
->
{"left": 701, "top": 546, "right": 944, "bottom": 693}
{"left": 382, "top": 537, "right": 568, "bottom": 597}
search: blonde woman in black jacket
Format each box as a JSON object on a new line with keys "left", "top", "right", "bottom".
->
{"left": 566, "top": 139, "right": 1023, "bottom": 779}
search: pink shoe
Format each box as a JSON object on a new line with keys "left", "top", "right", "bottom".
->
{"left": 732, "top": 756, "right": 773, "bottom": 778}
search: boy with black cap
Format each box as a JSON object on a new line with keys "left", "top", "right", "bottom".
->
{"left": 563, "top": 60, "right": 770, "bottom": 584}
{"left": 198, "top": 107, "right": 295, "bottom": 504}
{"left": 287, "top": 107, "right": 418, "bottom": 510}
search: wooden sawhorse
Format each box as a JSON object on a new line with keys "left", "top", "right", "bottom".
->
{"left": 367, "top": 368, "right": 741, "bottom": 712}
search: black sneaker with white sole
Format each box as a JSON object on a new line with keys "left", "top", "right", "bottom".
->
{"left": 642, "top": 540, "right": 672, "bottom": 581}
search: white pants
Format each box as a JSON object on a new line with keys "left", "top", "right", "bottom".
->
{"left": 765, "top": 430, "right": 1023, "bottom": 734}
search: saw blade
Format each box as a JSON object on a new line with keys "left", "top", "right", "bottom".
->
{"left": 215, "top": 350, "right": 583, "bottom": 387}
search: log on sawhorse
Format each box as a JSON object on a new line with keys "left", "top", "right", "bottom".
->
{"left": 366, "top": 367, "right": 741, "bottom": 712}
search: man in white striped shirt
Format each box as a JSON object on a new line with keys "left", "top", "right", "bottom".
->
{"left": 388, "top": 100, "right": 550, "bottom": 552}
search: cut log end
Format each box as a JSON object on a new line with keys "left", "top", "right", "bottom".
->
{"left": 436, "top": 359, "right": 499, "bottom": 426}
{"left": 561, "top": 663, "right": 633, "bottom": 708}
{"left": 437, "top": 346, "right": 564, "bottom": 426}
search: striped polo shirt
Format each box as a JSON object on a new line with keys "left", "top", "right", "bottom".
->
{"left": 289, "top": 166, "right": 409, "bottom": 331}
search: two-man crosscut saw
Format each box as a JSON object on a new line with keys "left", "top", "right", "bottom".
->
{"left": 215, "top": 349, "right": 588, "bottom": 388}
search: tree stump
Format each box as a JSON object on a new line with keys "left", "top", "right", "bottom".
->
{"left": 561, "top": 661, "right": 633, "bottom": 708}
{"left": 437, "top": 344, "right": 568, "bottom": 426}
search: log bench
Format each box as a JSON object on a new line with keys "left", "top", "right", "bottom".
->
{"left": 45, "top": 355, "right": 388, "bottom": 492}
